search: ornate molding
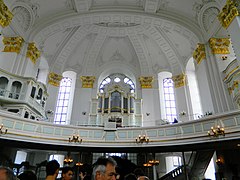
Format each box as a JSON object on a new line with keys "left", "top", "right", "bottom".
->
{"left": 26, "top": 42, "right": 41, "bottom": 64}
{"left": 139, "top": 76, "right": 154, "bottom": 89}
{"left": 209, "top": 38, "right": 230, "bottom": 54}
{"left": 2, "top": 36, "right": 24, "bottom": 53}
{"left": 80, "top": 76, "right": 95, "bottom": 88}
{"left": 0, "top": 0, "right": 13, "bottom": 27}
{"left": 193, "top": 43, "right": 206, "bottom": 65}
{"left": 218, "top": 0, "right": 239, "bottom": 28}
{"left": 172, "top": 73, "right": 186, "bottom": 88}
{"left": 48, "top": 72, "right": 63, "bottom": 87}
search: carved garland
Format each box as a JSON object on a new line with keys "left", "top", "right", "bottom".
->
{"left": 218, "top": 0, "right": 239, "bottom": 28}
{"left": 209, "top": 38, "right": 230, "bottom": 54}
{"left": 2, "top": 36, "right": 24, "bottom": 53}
{"left": 48, "top": 72, "right": 63, "bottom": 87}
{"left": 193, "top": 43, "right": 206, "bottom": 65}
{"left": 172, "top": 73, "right": 186, "bottom": 88}
{"left": 80, "top": 76, "right": 95, "bottom": 88}
{"left": 26, "top": 42, "right": 41, "bottom": 64}
{"left": 0, "top": 0, "right": 13, "bottom": 27}
{"left": 139, "top": 76, "right": 154, "bottom": 89}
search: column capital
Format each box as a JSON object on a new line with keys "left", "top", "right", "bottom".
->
{"left": 172, "top": 73, "right": 186, "bottom": 88}
{"left": 139, "top": 76, "right": 154, "bottom": 88}
{"left": 193, "top": 43, "right": 206, "bottom": 65}
{"left": 48, "top": 72, "right": 63, "bottom": 87}
{"left": 80, "top": 76, "right": 95, "bottom": 88}
{"left": 26, "top": 42, "right": 41, "bottom": 64}
{"left": 0, "top": 0, "right": 13, "bottom": 27}
{"left": 2, "top": 36, "right": 24, "bottom": 53}
{"left": 209, "top": 38, "right": 230, "bottom": 54}
{"left": 218, "top": 0, "right": 239, "bottom": 28}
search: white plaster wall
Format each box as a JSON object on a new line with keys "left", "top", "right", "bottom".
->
{"left": 0, "top": 52, "right": 17, "bottom": 72}
{"left": 46, "top": 85, "right": 59, "bottom": 122}
{"left": 71, "top": 81, "right": 92, "bottom": 125}
{"left": 195, "top": 61, "right": 214, "bottom": 114}
{"left": 22, "top": 58, "right": 38, "bottom": 78}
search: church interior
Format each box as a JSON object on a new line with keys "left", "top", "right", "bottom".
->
{"left": 0, "top": 0, "right": 240, "bottom": 179}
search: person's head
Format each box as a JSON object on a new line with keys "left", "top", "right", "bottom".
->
{"left": 124, "top": 173, "right": 137, "bottom": 180}
{"left": 61, "top": 166, "right": 74, "bottom": 180}
{"left": 18, "top": 170, "right": 37, "bottom": 180}
{"left": 0, "top": 166, "right": 16, "bottom": 180}
{"left": 133, "top": 168, "right": 144, "bottom": 178}
{"left": 137, "top": 176, "right": 149, "bottom": 180}
{"left": 92, "top": 157, "right": 118, "bottom": 180}
{"left": 46, "top": 160, "right": 60, "bottom": 177}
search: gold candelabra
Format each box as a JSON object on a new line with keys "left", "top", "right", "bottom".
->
{"left": 64, "top": 152, "right": 73, "bottom": 164}
{"left": 69, "top": 134, "right": 82, "bottom": 143}
{"left": 208, "top": 125, "right": 225, "bottom": 137}
{"left": 136, "top": 135, "right": 149, "bottom": 144}
{"left": 0, "top": 124, "right": 8, "bottom": 134}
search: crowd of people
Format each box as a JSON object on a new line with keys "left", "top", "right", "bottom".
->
{"left": 0, "top": 156, "right": 150, "bottom": 180}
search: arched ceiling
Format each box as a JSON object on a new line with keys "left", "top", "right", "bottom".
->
{"left": 4, "top": 0, "right": 224, "bottom": 76}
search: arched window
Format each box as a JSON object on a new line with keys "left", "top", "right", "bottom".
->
{"left": 163, "top": 78, "right": 177, "bottom": 123}
{"left": 54, "top": 71, "right": 76, "bottom": 125}
{"left": 0, "top": 77, "right": 8, "bottom": 96}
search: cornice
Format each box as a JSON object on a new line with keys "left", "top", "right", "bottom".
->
{"left": 28, "top": 10, "right": 203, "bottom": 42}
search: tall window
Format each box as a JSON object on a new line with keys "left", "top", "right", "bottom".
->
{"left": 54, "top": 77, "right": 72, "bottom": 124}
{"left": 163, "top": 78, "right": 177, "bottom": 122}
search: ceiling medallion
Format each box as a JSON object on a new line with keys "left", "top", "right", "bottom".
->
{"left": 94, "top": 22, "right": 140, "bottom": 27}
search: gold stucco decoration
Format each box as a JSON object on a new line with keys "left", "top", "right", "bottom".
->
{"left": 193, "top": 43, "right": 206, "bottom": 65}
{"left": 209, "top": 38, "right": 230, "bottom": 54}
{"left": 139, "top": 76, "right": 154, "bottom": 88}
{"left": 48, "top": 72, "right": 63, "bottom": 87}
{"left": 2, "top": 36, "right": 24, "bottom": 53}
{"left": 172, "top": 73, "right": 186, "bottom": 88}
{"left": 218, "top": 0, "right": 239, "bottom": 28}
{"left": 80, "top": 76, "right": 96, "bottom": 88}
{"left": 26, "top": 42, "right": 41, "bottom": 64}
{"left": 0, "top": 0, "right": 13, "bottom": 27}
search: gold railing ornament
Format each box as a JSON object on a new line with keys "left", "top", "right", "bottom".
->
{"left": 136, "top": 135, "right": 149, "bottom": 144}
{"left": 208, "top": 125, "right": 225, "bottom": 137}
{"left": 26, "top": 42, "right": 41, "bottom": 64}
{"left": 69, "top": 134, "right": 82, "bottom": 143}
{"left": 0, "top": 124, "right": 8, "bottom": 134}
{"left": 2, "top": 36, "right": 24, "bottom": 53}
{"left": 193, "top": 43, "right": 206, "bottom": 65}
{"left": 0, "top": 0, "right": 13, "bottom": 27}
{"left": 218, "top": 0, "right": 239, "bottom": 28}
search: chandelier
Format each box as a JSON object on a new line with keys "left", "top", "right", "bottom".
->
{"left": 64, "top": 152, "right": 73, "bottom": 165}
{"left": 0, "top": 124, "right": 8, "bottom": 135}
{"left": 143, "top": 160, "right": 160, "bottom": 167}
{"left": 208, "top": 125, "right": 225, "bottom": 137}
{"left": 69, "top": 134, "right": 82, "bottom": 143}
{"left": 136, "top": 135, "right": 149, "bottom": 144}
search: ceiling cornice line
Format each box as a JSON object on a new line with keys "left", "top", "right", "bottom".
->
{"left": 28, "top": 11, "right": 203, "bottom": 43}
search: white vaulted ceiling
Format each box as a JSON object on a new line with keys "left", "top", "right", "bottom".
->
{"left": 3, "top": 0, "right": 225, "bottom": 76}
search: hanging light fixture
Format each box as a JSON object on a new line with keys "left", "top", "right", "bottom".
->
{"left": 136, "top": 135, "right": 149, "bottom": 144}
{"left": 64, "top": 152, "right": 73, "bottom": 165}
{"left": 0, "top": 124, "right": 8, "bottom": 135}
{"left": 69, "top": 134, "right": 82, "bottom": 143}
{"left": 208, "top": 125, "right": 225, "bottom": 137}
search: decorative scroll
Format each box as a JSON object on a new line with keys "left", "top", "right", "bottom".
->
{"left": 218, "top": 0, "right": 239, "bottom": 28}
{"left": 80, "top": 76, "right": 95, "bottom": 88}
{"left": 139, "top": 76, "right": 154, "bottom": 88}
{"left": 172, "top": 73, "right": 186, "bottom": 88}
{"left": 209, "top": 38, "right": 230, "bottom": 54}
{"left": 48, "top": 72, "right": 63, "bottom": 87}
{"left": 26, "top": 42, "right": 41, "bottom": 64}
{"left": 193, "top": 43, "right": 206, "bottom": 65}
{"left": 0, "top": 0, "right": 13, "bottom": 27}
{"left": 2, "top": 36, "right": 24, "bottom": 53}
